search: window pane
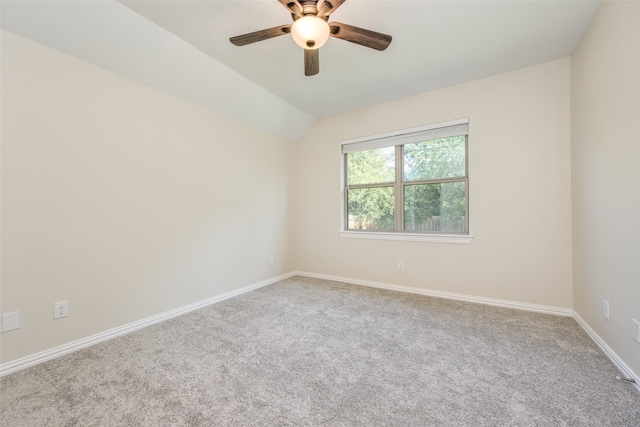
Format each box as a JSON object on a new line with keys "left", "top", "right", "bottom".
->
{"left": 347, "top": 186, "right": 395, "bottom": 231}
{"left": 347, "top": 147, "right": 395, "bottom": 185}
{"left": 404, "top": 136, "right": 465, "bottom": 181}
{"left": 404, "top": 181, "right": 466, "bottom": 232}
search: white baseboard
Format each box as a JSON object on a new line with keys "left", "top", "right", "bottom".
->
{"left": 4, "top": 269, "right": 637, "bottom": 396}
{"left": 573, "top": 311, "right": 640, "bottom": 392}
{"left": 294, "top": 271, "right": 573, "bottom": 317}
{"left": 0, "top": 272, "right": 296, "bottom": 377}
{"left": 296, "top": 271, "right": 638, "bottom": 392}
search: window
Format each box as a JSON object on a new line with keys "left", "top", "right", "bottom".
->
{"left": 341, "top": 119, "right": 471, "bottom": 243}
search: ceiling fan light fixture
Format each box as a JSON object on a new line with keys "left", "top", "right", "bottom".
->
{"left": 291, "top": 16, "right": 330, "bottom": 49}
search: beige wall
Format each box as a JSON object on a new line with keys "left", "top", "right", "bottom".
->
{"left": 571, "top": 1, "right": 640, "bottom": 376}
{"left": 0, "top": 31, "right": 295, "bottom": 363}
{"left": 5, "top": 2, "right": 638, "bottom": 377}
{"left": 294, "top": 59, "right": 573, "bottom": 309}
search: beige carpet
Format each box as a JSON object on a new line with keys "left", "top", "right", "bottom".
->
{"left": 1, "top": 276, "right": 639, "bottom": 426}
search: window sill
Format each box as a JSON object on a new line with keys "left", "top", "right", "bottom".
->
{"left": 339, "top": 231, "right": 473, "bottom": 244}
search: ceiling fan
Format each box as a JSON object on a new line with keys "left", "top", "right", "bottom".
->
{"left": 229, "top": 0, "right": 392, "bottom": 76}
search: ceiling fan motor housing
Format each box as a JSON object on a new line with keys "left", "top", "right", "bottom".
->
{"left": 300, "top": 1, "right": 322, "bottom": 16}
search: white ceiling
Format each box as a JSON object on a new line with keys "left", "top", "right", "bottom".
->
{"left": 1, "top": 0, "right": 601, "bottom": 141}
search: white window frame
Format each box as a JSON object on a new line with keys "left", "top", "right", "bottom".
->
{"left": 340, "top": 118, "right": 473, "bottom": 244}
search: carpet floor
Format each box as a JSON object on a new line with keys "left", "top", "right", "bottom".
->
{"left": 1, "top": 276, "right": 639, "bottom": 426}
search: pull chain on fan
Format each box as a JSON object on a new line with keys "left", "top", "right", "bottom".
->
{"left": 229, "top": 0, "right": 392, "bottom": 76}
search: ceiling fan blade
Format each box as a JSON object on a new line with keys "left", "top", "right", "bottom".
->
{"left": 304, "top": 49, "right": 319, "bottom": 76}
{"left": 317, "top": 0, "right": 347, "bottom": 17}
{"left": 229, "top": 25, "right": 291, "bottom": 46}
{"left": 277, "top": 0, "right": 303, "bottom": 18}
{"left": 329, "top": 22, "right": 391, "bottom": 50}
{"left": 329, "top": 22, "right": 392, "bottom": 51}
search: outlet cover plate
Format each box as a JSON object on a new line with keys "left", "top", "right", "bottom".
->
{"left": 54, "top": 301, "right": 68, "bottom": 319}
{"left": 633, "top": 319, "right": 639, "bottom": 343}
{"left": 2, "top": 312, "right": 20, "bottom": 332}
{"left": 603, "top": 300, "right": 609, "bottom": 320}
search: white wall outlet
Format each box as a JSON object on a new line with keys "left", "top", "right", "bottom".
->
{"left": 603, "top": 300, "right": 609, "bottom": 320}
{"left": 54, "top": 301, "right": 68, "bottom": 319}
{"left": 269, "top": 255, "right": 274, "bottom": 265}
{"left": 2, "top": 311, "right": 20, "bottom": 332}
{"left": 632, "top": 319, "right": 639, "bottom": 343}
{"left": 397, "top": 261, "right": 404, "bottom": 271}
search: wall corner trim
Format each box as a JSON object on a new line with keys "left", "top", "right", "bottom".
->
{"left": 0, "top": 272, "right": 297, "bottom": 377}
{"left": 573, "top": 311, "right": 640, "bottom": 393}
{"left": 294, "top": 271, "right": 573, "bottom": 316}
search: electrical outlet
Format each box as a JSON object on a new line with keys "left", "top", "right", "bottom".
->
{"left": 54, "top": 301, "right": 68, "bottom": 319}
{"left": 397, "top": 261, "right": 404, "bottom": 271}
{"left": 603, "top": 300, "right": 609, "bottom": 320}
{"left": 269, "top": 255, "right": 274, "bottom": 265}
{"left": 2, "top": 311, "right": 20, "bottom": 332}
{"left": 632, "top": 319, "right": 639, "bottom": 343}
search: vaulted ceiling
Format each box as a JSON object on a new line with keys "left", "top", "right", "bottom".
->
{"left": 1, "top": 0, "right": 601, "bottom": 141}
